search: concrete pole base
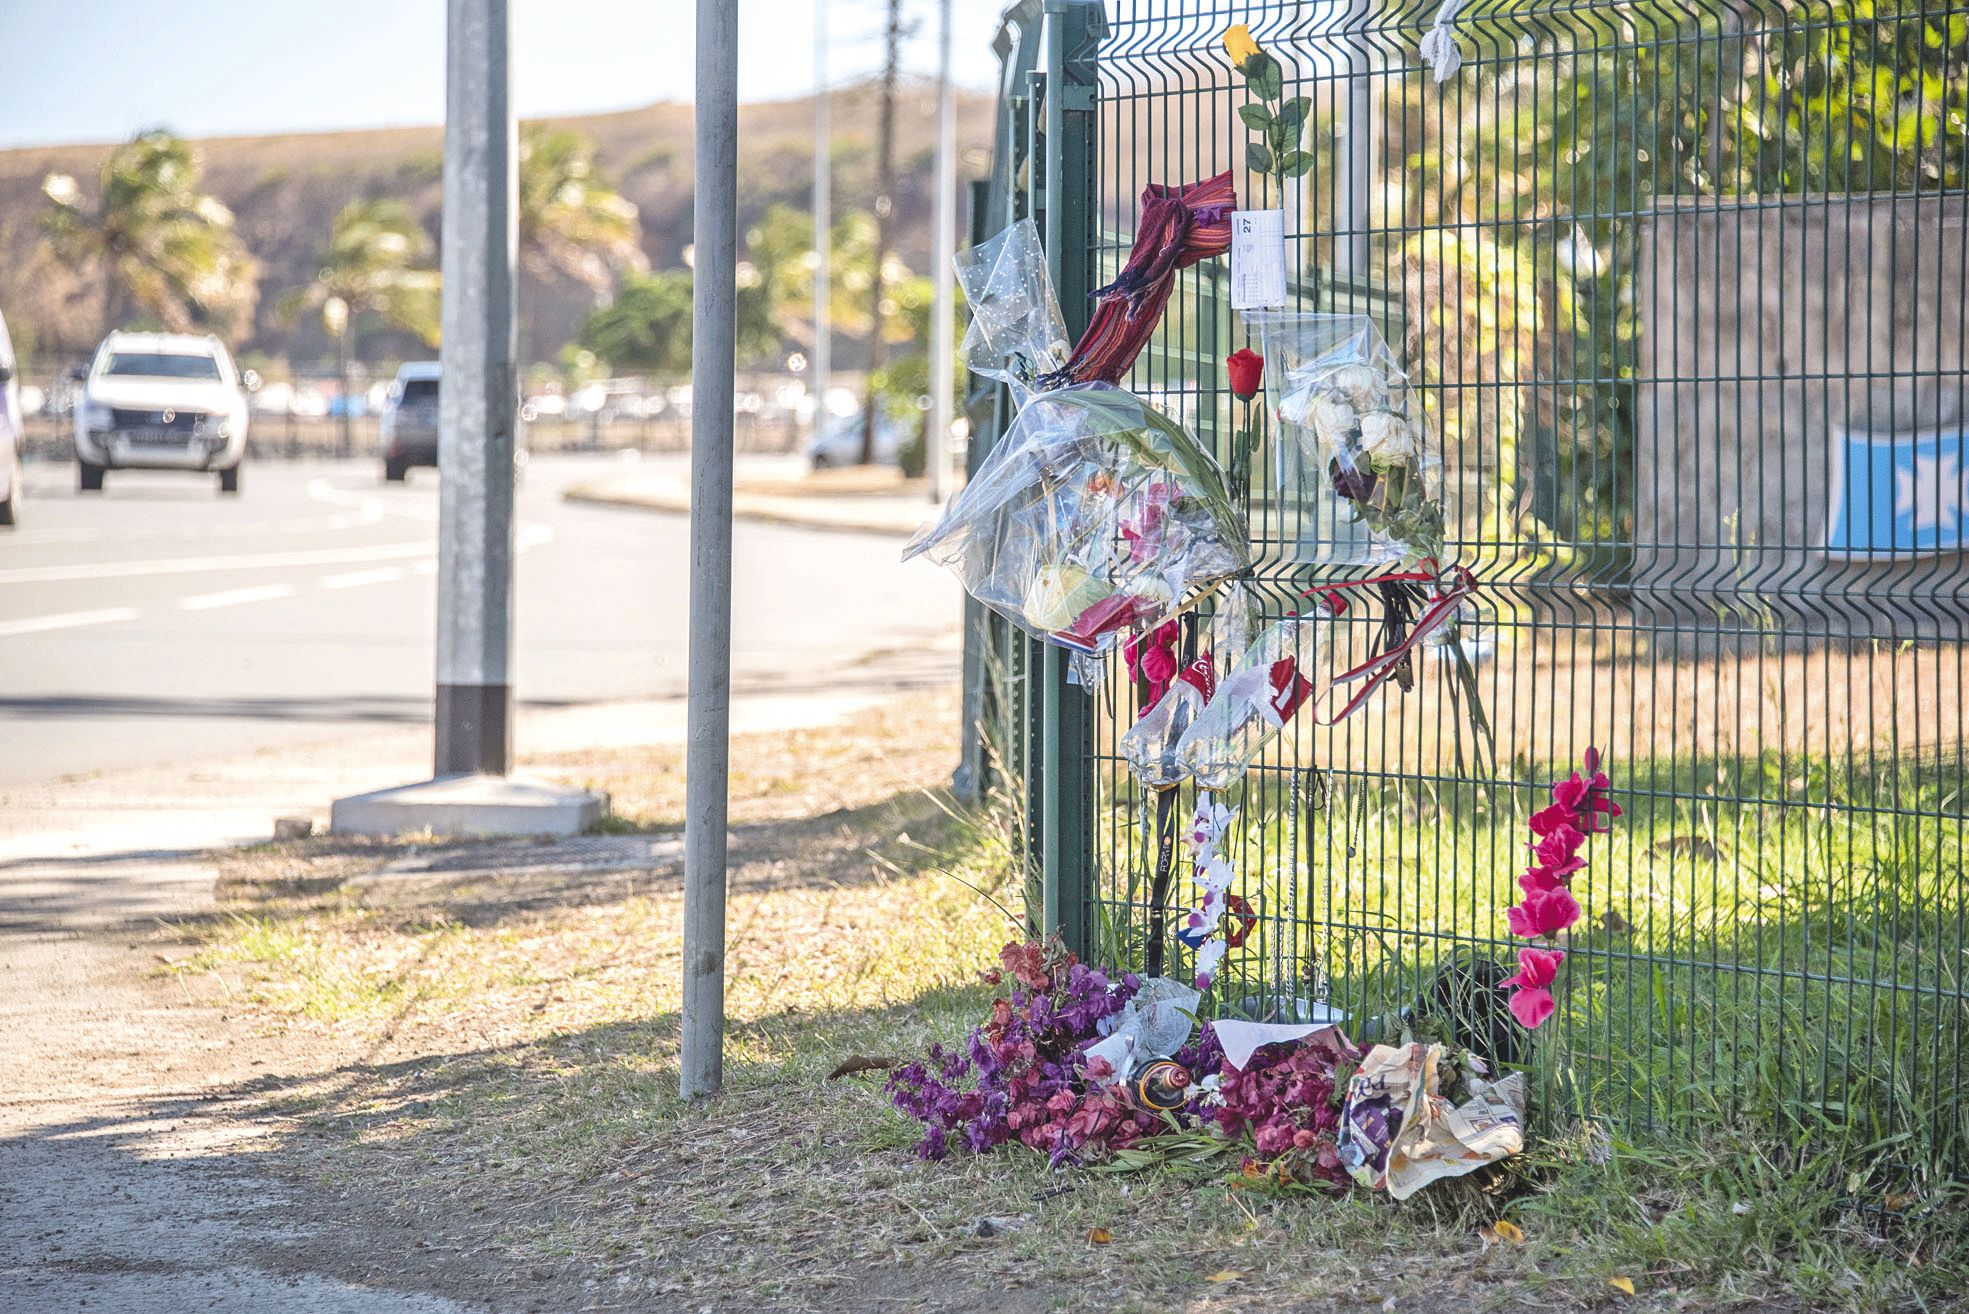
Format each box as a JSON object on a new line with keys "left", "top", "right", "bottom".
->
{"left": 330, "top": 774, "right": 606, "bottom": 839}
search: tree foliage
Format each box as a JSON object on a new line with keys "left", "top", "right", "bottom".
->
{"left": 41, "top": 129, "right": 259, "bottom": 338}
{"left": 1380, "top": 0, "right": 1967, "bottom": 577}
{"left": 276, "top": 198, "right": 440, "bottom": 349}
{"left": 577, "top": 268, "right": 777, "bottom": 373}
{"left": 518, "top": 127, "right": 647, "bottom": 293}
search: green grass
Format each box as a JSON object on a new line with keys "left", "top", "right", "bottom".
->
{"left": 1092, "top": 749, "right": 1969, "bottom": 1194}
{"left": 162, "top": 696, "right": 1969, "bottom": 1310}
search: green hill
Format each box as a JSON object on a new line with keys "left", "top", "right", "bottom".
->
{"left": 0, "top": 79, "right": 995, "bottom": 375}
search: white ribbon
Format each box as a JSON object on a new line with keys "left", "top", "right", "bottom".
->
{"left": 1418, "top": 0, "right": 1467, "bottom": 83}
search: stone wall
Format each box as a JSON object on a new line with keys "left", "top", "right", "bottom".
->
{"left": 1634, "top": 192, "right": 1968, "bottom": 640}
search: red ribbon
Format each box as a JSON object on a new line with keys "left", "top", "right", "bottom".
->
{"left": 1297, "top": 560, "right": 1479, "bottom": 724}
{"left": 1041, "top": 172, "right": 1236, "bottom": 389}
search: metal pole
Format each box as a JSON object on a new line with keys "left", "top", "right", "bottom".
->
{"left": 435, "top": 0, "right": 517, "bottom": 777}
{"left": 1336, "top": 0, "right": 1374, "bottom": 281}
{"left": 681, "top": 0, "right": 738, "bottom": 1102}
{"left": 928, "top": 0, "right": 956, "bottom": 502}
{"left": 812, "top": 0, "right": 831, "bottom": 436}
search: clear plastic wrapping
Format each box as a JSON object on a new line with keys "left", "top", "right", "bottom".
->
{"left": 904, "top": 383, "right": 1249, "bottom": 654}
{"left": 953, "top": 218, "right": 1069, "bottom": 405}
{"left": 1117, "top": 583, "right": 1262, "bottom": 789}
{"left": 1245, "top": 312, "right": 1445, "bottom": 568}
{"left": 1174, "top": 614, "right": 1324, "bottom": 791}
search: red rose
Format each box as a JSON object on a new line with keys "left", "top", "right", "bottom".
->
{"left": 1226, "top": 347, "right": 1265, "bottom": 400}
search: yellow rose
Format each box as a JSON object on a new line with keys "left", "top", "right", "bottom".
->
{"left": 1221, "top": 23, "right": 1262, "bottom": 71}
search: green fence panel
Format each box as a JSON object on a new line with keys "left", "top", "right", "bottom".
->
{"left": 971, "top": 0, "right": 1969, "bottom": 1181}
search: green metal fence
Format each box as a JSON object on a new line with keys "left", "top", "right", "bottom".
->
{"left": 966, "top": 0, "right": 1969, "bottom": 1183}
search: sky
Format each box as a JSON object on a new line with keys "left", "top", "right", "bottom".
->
{"left": 0, "top": 0, "right": 1006, "bottom": 149}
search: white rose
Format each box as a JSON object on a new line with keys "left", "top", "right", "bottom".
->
{"left": 1358, "top": 410, "right": 1419, "bottom": 464}
{"left": 1307, "top": 394, "right": 1358, "bottom": 442}
{"left": 1328, "top": 364, "right": 1388, "bottom": 410}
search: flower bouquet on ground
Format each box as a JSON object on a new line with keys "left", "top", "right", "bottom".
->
{"left": 886, "top": 937, "right": 1365, "bottom": 1183}
{"left": 903, "top": 384, "right": 1248, "bottom": 655}
{"left": 886, "top": 937, "right": 1208, "bottom": 1165}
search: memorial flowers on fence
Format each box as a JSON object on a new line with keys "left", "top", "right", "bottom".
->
{"left": 1222, "top": 25, "right": 1314, "bottom": 197}
{"left": 1500, "top": 749, "right": 1622, "bottom": 1028}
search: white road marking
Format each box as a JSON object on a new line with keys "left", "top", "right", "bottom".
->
{"left": 320, "top": 566, "right": 407, "bottom": 590}
{"left": 0, "top": 540, "right": 432, "bottom": 586}
{"left": 179, "top": 583, "right": 297, "bottom": 611}
{"left": 306, "top": 475, "right": 557, "bottom": 550}
{"left": 0, "top": 606, "right": 141, "bottom": 638}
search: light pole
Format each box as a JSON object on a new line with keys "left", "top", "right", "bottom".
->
{"left": 329, "top": 0, "right": 601, "bottom": 839}
{"left": 812, "top": 0, "right": 831, "bottom": 435}
{"left": 928, "top": 0, "right": 956, "bottom": 502}
{"left": 434, "top": 0, "right": 519, "bottom": 777}
{"left": 681, "top": 0, "right": 739, "bottom": 1102}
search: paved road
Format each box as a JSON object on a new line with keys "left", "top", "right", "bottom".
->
{"left": 0, "top": 452, "right": 957, "bottom": 794}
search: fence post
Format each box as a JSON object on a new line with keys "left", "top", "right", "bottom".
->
{"left": 1037, "top": 0, "right": 1102, "bottom": 960}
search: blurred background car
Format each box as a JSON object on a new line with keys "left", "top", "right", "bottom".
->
{"left": 72, "top": 331, "right": 250, "bottom": 494}
{"left": 0, "top": 308, "right": 21, "bottom": 527}
{"left": 806, "top": 411, "right": 910, "bottom": 470}
{"left": 379, "top": 361, "right": 441, "bottom": 481}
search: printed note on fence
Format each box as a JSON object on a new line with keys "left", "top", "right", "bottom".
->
{"left": 1231, "top": 209, "right": 1287, "bottom": 310}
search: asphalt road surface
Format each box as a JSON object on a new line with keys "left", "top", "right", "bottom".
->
{"left": 0, "top": 453, "right": 958, "bottom": 791}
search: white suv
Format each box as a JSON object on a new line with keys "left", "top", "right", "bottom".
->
{"left": 74, "top": 332, "right": 249, "bottom": 494}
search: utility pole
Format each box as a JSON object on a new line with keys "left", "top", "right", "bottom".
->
{"left": 858, "top": 0, "right": 902, "bottom": 465}
{"left": 329, "top": 0, "right": 600, "bottom": 840}
{"left": 435, "top": 0, "right": 518, "bottom": 778}
{"left": 681, "top": 0, "right": 738, "bottom": 1102}
{"left": 928, "top": 0, "right": 955, "bottom": 502}
{"left": 812, "top": 0, "right": 831, "bottom": 437}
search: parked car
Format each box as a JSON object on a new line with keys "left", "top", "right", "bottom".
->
{"left": 0, "top": 309, "right": 21, "bottom": 527}
{"left": 72, "top": 332, "right": 249, "bottom": 494}
{"left": 379, "top": 361, "right": 440, "bottom": 481}
{"left": 806, "top": 411, "right": 911, "bottom": 469}
{"left": 379, "top": 363, "right": 528, "bottom": 481}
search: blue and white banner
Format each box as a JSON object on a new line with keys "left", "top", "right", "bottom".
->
{"left": 1823, "top": 425, "right": 1969, "bottom": 560}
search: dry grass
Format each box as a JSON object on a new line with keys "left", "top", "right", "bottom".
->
{"left": 161, "top": 685, "right": 1967, "bottom": 1313}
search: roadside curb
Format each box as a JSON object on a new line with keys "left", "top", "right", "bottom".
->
{"left": 564, "top": 480, "right": 932, "bottom": 538}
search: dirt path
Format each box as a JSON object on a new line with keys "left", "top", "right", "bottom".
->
{"left": 0, "top": 847, "right": 508, "bottom": 1313}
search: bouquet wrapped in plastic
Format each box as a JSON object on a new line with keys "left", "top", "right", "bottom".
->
{"left": 1117, "top": 584, "right": 1259, "bottom": 789}
{"left": 953, "top": 218, "right": 1070, "bottom": 404}
{"left": 1175, "top": 614, "right": 1323, "bottom": 790}
{"left": 904, "top": 384, "right": 1248, "bottom": 654}
{"left": 1244, "top": 312, "right": 1444, "bottom": 568}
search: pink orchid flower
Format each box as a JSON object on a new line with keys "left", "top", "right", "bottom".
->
{"left": 1508, "top": 984, "right": 1557, "bottom": 1029}
{"left": 1501, "top": 946, "right": 1567, "bottom": 1029}
{"left": 1506, "top": 885, "right": 1581, "bottom": 940}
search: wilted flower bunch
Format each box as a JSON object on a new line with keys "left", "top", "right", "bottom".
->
{"left": 888, "top": 938, "right": 1373, "bottom": 1179}
{"left": 1289, "top": 360, "right": 1445, "bottom": 565}
{"left": 887, "top": 937, "right": 1159, "bottom": 1165}
{"left": 1211, "top": 1028, "right": 1359, "bottom": 1191}
{"left": 1500, "top": 749, "right": 1623, "bottom": 1028}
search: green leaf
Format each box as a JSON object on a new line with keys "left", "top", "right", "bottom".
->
{"left": 1246, "top": 142, "right": 1275, "bottom": 175}
{"left": 1254, "top": 58, "right": 1283, "bottom": 101}
{"left": 1276, "top": 96, "right": 1312, "bottom": 131}
{"left": 1281, "top": 150, "right": 1315, "bottom": 178}
{"left": 1268, "top": 119, "right": 1295, "bottom": 149}
{"left": 1240, "top": 51, "right": 1277, "bottom": 92}
{"left": 1237, "top": 103, "right": 1274, "bottom": 131}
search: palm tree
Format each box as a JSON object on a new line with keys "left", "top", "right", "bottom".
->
{"left": 41, "top": 129, "right": 258, "bottom": 340}
{"left": 517, "top": 127, "right": 645, "bottom": 294}
{"left": 278, "top": 198, "right": 440, "bottom": 451}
